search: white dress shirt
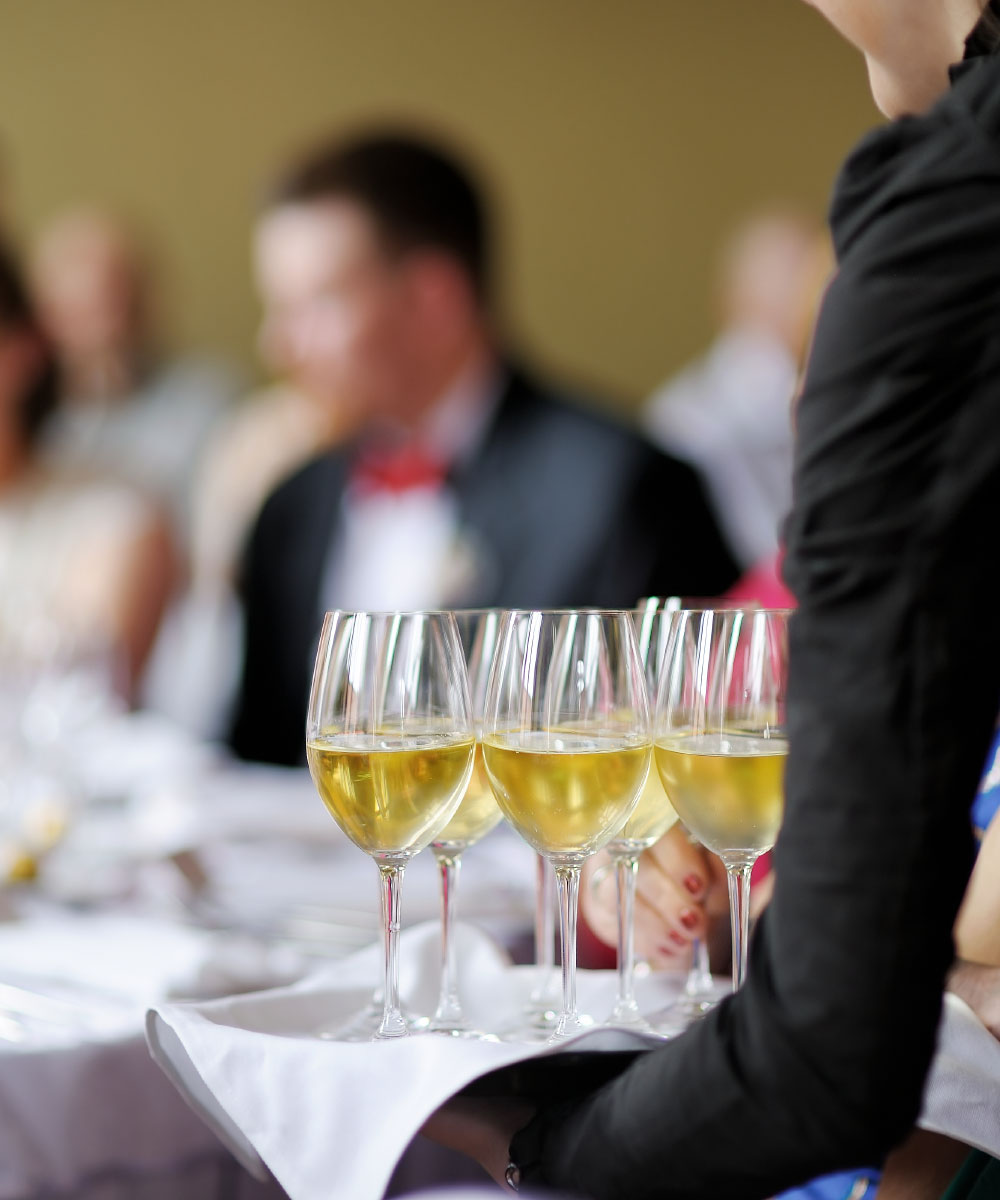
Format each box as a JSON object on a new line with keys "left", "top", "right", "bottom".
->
{"left": 320, "top": 363, "right": 502, "bottom": 613}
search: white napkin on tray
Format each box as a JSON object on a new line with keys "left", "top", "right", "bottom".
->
{"left": 147, "top": 922, "right": 1000, "bottom": 1200}
{"left": 146, "top": 921, "right": 673, "bottom": 1200}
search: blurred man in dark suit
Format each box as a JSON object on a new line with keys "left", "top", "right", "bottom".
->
{"left": 230, "top": 128, "right": 738, "bottom": 765}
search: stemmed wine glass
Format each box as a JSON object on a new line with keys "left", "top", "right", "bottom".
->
{"left": 483, "top": 609, "right": 651, "bottom": 1041}
{"left": 518, "top": 855, "right": 559, "bottom": 1038}
{"left": 636, "top": 596, "right": 715, "bottom": 1026}
{"left": 599, "top": 603, "right": 681, "bottom": 1031}
{"left": 306, "top": 611, "right": 475, "bottom": 1039}
{"left": 636, "top": 597, "right": 729, "bottom": 1032}
{"left": 426, "top": 610, "right": 504, "bottom": 1037}
{"left": 654, "top": 608, "right": 788, "bottom": 992}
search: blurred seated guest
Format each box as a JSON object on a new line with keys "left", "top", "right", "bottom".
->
{"left": 195, "top": 209, "right": 374, "bottom": 598}
{"left": 0, "top": 239, "right": 173, "bottom": 694}
{"left": 166, "top": 322, "right": 359, "bottom": 739}
{"left": 643, "top": 210, "right": 828, "bottom": 571}
{"left": 230, "top": 127, "right": 740, "bottom": 765}
{"left": 29, "top": 208, "right": 242, "bottom": 545}
{"left": 191, "top": 385, "right": 353, "bottom": 608}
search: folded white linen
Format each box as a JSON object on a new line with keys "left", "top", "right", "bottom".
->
{"left": 0, "top": 913, "right": 305, "bottom": 1019}
{"left": 65, "top": 709, "right": 217, "bottom": 806}
{"left": 146, "top": 921, "right": 671, "bottom": 1200}
{"left": 918, "top": 991, "right": 1000, "bottom": 1157}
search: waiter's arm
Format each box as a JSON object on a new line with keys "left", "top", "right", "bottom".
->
{"left": 505, "top": 170, "right": 1000, "bottom": 1199}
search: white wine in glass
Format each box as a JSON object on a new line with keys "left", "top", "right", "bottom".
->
{"left": 654, "top": 608, "right": 788, "bottom": 993}
{"left": 601, "top": 603, "right": 680, "bottom": 1031}
{"left": 427, "top": 610, "right": 504, "bottom": 1038}
{"left": 306, "top": 611, "right": 475, "bottom": 1040}
{"left": 433, "top": 741, "right": 501, "bottom": 847}
{"left": 485, "top": 731, "right": 650, "bottom": 859}
{"left": 636, "top": 597, "right": 750, "bottom": 1031}
{"left": 484, "top": 610, "right": 651, "bottom": 1041}
{"left": 308, "top": 735, "right": 476, "bottom": 857}
{"left": 653, "top": 733, "right": 785, "bottom": 859}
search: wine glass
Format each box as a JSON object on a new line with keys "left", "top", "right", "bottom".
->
{"left": 636, "top": 597, "right": 733, "bottom": 1032}
{"left": 306, "top": 611, "right": 475, "bottom": 1039}
{"left": 514, "top": 854, "right": 560, "bottom": 1040}
{"left": 483, "top": 609, "right": 651, "bottom": 1041}
{"left": 654, "top": 607, "right": 788, "bottom": 992}
{"left": 426, "top": 610, "right": 504, "bottom": 1037}
{"left": 636, "top": 596, "right": 714, "bottom": 1026}
{"left": 599, "top": 603, "right": 681, "bottom": 1031}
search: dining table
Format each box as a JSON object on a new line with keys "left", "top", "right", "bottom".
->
{"left": 0, "top": 705, "right": 536, "bottom": 1200}
{"left": 3, "top": 703, "right": 999, "bottom": 1200}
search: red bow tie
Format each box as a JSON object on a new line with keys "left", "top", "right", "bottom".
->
{"left": 351, "top": 444, "right": 447, "bottom": 496}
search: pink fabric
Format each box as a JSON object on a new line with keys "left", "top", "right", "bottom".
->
{"left": 724, "top": 553, "right": 794, "bottom": 609}
{"left": 752, "top": 852, "right": 772, "bottom": 884}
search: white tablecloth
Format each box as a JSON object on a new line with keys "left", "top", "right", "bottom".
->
{"left": 6, "top": 715, "right": 1000, "bottom": 1200}
{"left": 0, "top": 746, "right": 538, "bottom": 1200}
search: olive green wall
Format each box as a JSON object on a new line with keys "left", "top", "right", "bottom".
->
{"left": 0, "top": 0, "right": 876, "bottom": 406}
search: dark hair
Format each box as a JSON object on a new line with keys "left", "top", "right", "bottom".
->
{"left": 267, "top": 129, "right": 491, "bottom": 307}
{"left": 966, "top": 0, "right": 1000, "bottom": 57}
{"left": 0, "top": 240, "right": 59, "bottom": 445}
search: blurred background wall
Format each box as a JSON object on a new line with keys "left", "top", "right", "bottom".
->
{"left": 0, "top": 0, "right": 876, "bottom": 407}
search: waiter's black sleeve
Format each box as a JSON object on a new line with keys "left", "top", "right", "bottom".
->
{"left": 511, "top": 56, "right": 1000, "bottom": 1199}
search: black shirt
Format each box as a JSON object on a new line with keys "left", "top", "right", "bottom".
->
{"left": 512, "top": 53, "right": 1000, "bottom": 1199}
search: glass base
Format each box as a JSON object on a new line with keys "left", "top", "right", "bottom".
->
{"left": 498, "top": 1002, "right": 560, "bottom": 1043}
{"left": 603, "top": 1002, "right": 660, "bottom": 1037}
{"left": 318, "top": 996, "right": 425, "bottom": 1041}
{"left": 317, "top": 997, "right": 381, "bottom": 1041}
{"left": 374, "top": 1021, "right": 407, "bottom": 1040}
{"left": 648, "top": 991, "right": 720, "bottom": 1038}
{"left": 549, "top": 1011, "right": 595, "bottom": 1043}
{"left": 427, "top": 1024, "right": 500, "bottom": 1041}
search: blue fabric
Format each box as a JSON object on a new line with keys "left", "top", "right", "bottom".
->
{"left": 972, "top": 728, "right": 1000, "bottom": 839}
{"left": 774, "top": 1168, "right": 876, "bottom": 1199}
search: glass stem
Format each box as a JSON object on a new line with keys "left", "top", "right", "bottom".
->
{"left": 535, "top": 853, "right": 555, "bottom": 971}
{"left": 613, "top": 853, "right": 640, "bottom": 1017}
{"left": 431, "top": 850, "right": 464, "bottom": 1028}
{"left": 527, "top": 853, "right": 556, "bottom": 1012}
{"left": 376, "top": 863, "right": 407, "bottom": 1038}
{"left": 723, "top": 855, "right": 755, "bottom": 993}
{"left": 685, "top": 936, "right": 712, "bottom": 998}
{"left": 553, "top": 864, "right": 581, "bottom": 1036}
